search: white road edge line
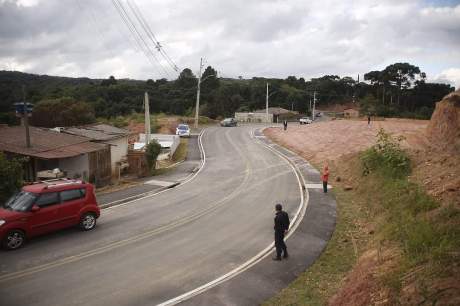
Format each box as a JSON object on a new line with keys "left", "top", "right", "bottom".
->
{"left": 157, "top": 127, "right": 309, "bottom": 306}
{"left": 103, "top": 130, "right": 207, "bottom": 211}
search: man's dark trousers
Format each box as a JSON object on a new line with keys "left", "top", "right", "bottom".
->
{"left": 275, "top": 230, "right": 287, "bottom": 259}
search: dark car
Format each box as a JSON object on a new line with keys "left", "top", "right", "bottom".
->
{"left": 220, "top": 118, "right": 237, "bottom": 127}
{"left": 0, "top": 179, "right": 100, "bottom": 250}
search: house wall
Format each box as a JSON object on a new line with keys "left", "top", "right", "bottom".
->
{"left": 88, "top": 147, "right": 112, "bottom": 187}
{"left": 106, "top": 136, "right": 129, "bottom": 175}
{"left": 59, "top": 154, "right": 90, "bottom": 180}
{"left": 235, "top": 112, "right": 273, "bottom": 123}
{"left": 344, "top": 110, "right": 360, "bottom": 118}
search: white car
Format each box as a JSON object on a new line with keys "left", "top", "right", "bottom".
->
{"left": 176, "top": 124, "right": 191, "bottom": 137}
{"left": 299, "top": 117, "right": 312, "bottom": 125}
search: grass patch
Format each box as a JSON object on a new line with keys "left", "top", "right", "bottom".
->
{"left": 151, "top": 137, "right": 189, "bottom": 176}
{"left": 172, "top": 138, "right": 188, "bottom": 162}
{"left": 263, "top": 183, "right": 372, "bottom": 306}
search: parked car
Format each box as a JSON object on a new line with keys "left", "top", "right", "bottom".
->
{"left": 220, "top": 118, "right": 237, "bottom": 127}
{"left": 176, "top": 124, "right": 191, "bottom": 137}
{"left": 0, "top": 179, "right": 100, "bottom": 250}
{"left": 315, "top": 112, "right": 322, "bottom": 117}
{"left": 299, "top": 117, "right": 312, "bottom": 125}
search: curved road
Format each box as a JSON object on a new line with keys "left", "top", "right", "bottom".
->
{"left": 0, "top": 125, "right": 301, "bottom": 306}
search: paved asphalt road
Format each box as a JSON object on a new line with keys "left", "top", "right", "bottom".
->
{"left": 0, "top": 125, "right": 301, "bottom": 306}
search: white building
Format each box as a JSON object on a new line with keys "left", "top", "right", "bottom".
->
{"left": 60, "top": 124, "right": 131, "bottom": 176}
{"left": 136, "top": 133, "right": 180, "bottom": 160}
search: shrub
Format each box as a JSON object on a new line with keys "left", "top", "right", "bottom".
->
{"left": 361, "top": 129, "right": 410, "bottom": 178}
{"left": 145, "top": 140, "right": 161, "bottom": 172}
{"left": 0, "top": 153, "right": 24, "bottom": 202}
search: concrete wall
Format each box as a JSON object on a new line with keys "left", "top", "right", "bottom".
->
{"left": 344, "top": 110, "right": 360, "bottom": 118}
{"left": 138, "top": 133, "right": 180, "bottom": 158}
{"left": 235, "top": 112, "right": 273, "bottom": 123}
{"left": 59, "top": 154, "right": 90, "bottom": 181}
{"left": 106, "top": 136, "right": 129, "bottom": 174}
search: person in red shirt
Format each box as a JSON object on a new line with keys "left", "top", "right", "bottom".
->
{"left": 322, "top": 163, "right": 329, "bottom": 193}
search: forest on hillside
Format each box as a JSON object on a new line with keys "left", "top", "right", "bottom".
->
{"left": 0, "top": 62, "right": 454, "bottom": 127}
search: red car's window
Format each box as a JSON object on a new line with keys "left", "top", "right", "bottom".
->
{"left": 61, "top": 189, "right": 85, "bottom": 202}
{"left": 35, "top": 192, "right": 60, "bottom": 208}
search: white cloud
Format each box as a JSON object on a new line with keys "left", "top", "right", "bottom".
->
{"left": 0, "top": 0, "right": 459, "bottom": 85}
{"left": 431, "top": 68, "right": 460, "bottom": 89}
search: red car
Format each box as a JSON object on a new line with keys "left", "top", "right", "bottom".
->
{"left": 0, "top": 179, "right": 100, "bottom": 250}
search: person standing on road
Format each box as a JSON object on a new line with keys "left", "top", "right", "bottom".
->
{"left": 367, "top": 114, "right": 371, "bottom": 127}
{"left": 322, "top": 163, "right": 329, "bottom": 193}
{"left": 273, "top": 203, "right": 290, "bottom": 261}
{"left": 283, "top": 120, "right": 288, "bottom": 131}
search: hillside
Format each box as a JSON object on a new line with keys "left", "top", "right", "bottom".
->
{"left": 264, "top": 92, "right": 460, "bottom": 305}
{"left": 0, "top": 70, "right": 144, "bottom": 112}
{"left": 0, "top": 65, "right": 454, "bottom": 125}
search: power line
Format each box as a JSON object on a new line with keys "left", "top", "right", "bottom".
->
{"left": 113, "top": 0, "right": 171, "bottom": 78}
{"left": 111, "top": 0, "right": 172, "bottom": 78}
{"left": 75, "top": 0, "right": 119, "bottom": 59}
{"left": 127, "top": 0, "right": 180, "bottom": 73}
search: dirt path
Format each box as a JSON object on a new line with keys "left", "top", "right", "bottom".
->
{"left": 264, "top": 119, "right": 429, "bottom": 166}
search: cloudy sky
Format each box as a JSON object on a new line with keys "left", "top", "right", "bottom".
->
{"left": 0, "top": 0, "right": 459, "bottom": 88}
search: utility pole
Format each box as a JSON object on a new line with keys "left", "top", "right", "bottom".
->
{"left": 22, "top": 85, "right": 31, "bottom": 148}
{"left": 313, "top": 91, "right": 317, "bottom": 121}
{"left": 144, "top": 92, "right": 151, "bottom": 145}
{"left": 194, "top": 57, "right": 204, "bottom": 129}
{"left": 265, "top": 82, "right": 269, "bottom": 123}
{"left": 309, "top": 96, "right": 312, "bottom": 116}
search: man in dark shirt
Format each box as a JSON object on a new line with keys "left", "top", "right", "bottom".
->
{"left": 273, "top": 203, "right": 290, "bottom": 261}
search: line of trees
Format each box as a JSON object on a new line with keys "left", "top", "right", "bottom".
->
{"left": 0, "top": 62, "right": 454, "bottom": 127}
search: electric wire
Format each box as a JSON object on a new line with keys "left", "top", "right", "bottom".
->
{"left": 127, "top": 0, "right": 180, "bottom": 73}
{"left": 111, "top": 0, "right": 172, "bottom": 78}
{"left": 113, "top": 0, "right": 171, "bottom": 78}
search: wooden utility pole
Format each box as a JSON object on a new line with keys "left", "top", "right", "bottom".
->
{"left": 194, "top": 57, "right": 203, "bottom": 129}
{"left": 144, "top": 92, "right": 151, "bottom": 145}
{"left": 266, "top": 82, "right": 269, "bottom": 123}
{"left": 22, "top": 85, "right": 31, "bottom": 148}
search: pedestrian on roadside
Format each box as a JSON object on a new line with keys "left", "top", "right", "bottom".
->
{"left": 283, "top": 120, "right": 288, "bottom": 131}
{"left": 273, "top": 203, "right": 290, "bottom": 261}
{"left": 367, "top": 114, "right": 371, "bottom": 127}
{"left": 322, "top": 163, "right": 329, "bottom": 193}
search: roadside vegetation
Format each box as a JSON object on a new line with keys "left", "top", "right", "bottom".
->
{"left": 265, "top": 129, "right": 459, "bottom": 305}
{"left": 0, "top": 62, "right": 454, "bottom": 127}
{"left": 0, "top": 153, "right": 24, "bottom": 202}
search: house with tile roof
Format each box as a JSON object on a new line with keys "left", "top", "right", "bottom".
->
{"left": 0, "top": 125, "right": 111, "bottom": 186}
{"left": 58, "top": 124, "right": 132, "bottom": 176}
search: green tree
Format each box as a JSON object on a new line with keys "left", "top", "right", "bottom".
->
{"left": 31, "top": 97, "right": 95, "bottom": 127}
{"left": 359, "top": 94, "right": 379, "bottom": 115}
{"left": 0, "top": 153, "right": 24, "bottom": 201}
{"left": 101, "top": 75, "right": 118, "bottom": 87}
{"left": 145, "top": 140, "right": 161, "bottom": 172}
{"left": 176, "top": 68, "right": 196, "bottom": 89}
{"left": 200, "top": 66, "right": 219, "bottom": 94}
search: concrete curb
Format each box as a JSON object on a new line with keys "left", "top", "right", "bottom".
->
{"left": 99, "top": 183, "right": 180, "bottom": 209}
{"left": 99, "top": 129, "right": 206, "bottom": 210}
